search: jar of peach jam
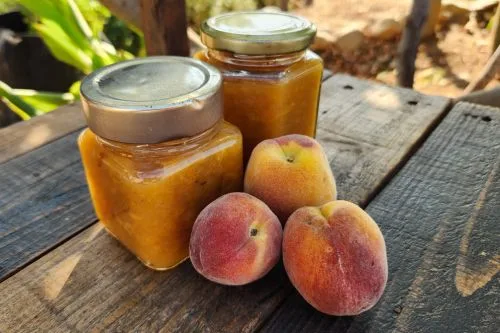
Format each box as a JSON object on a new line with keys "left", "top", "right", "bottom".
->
{"left": 195, "top": 11, "right": 323, "bottom": 161}
{"left": 78, "top": 57, "right": 243, "bottom": 270}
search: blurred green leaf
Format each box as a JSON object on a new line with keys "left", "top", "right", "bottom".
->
{"left": 69, "top": 81, "right": 81, "bottom": 99}
{"left": 0, "top": 0, "right": 18, "bottom": 14}
{"left": 0, "top": 81, "right": 42, "bottom": 119}
{"left": 13, "top": 90, "right": 74, "bottom": 112}
{"left": 75, "top": 0, "right": 110, "bottom": 36}
{"left": 104, "top": 15, "right": 142, "bottom": 56}
{"left": 34, "top": 19, "right": 93, "bottom": 73}
{"left": 12, "top": 0, "right": 140, "bottom": 121}
{"left": 0, "top": 81, "right": 74, "bottom": 119}
{"left": 68, "top": 0, "right": 93, "bottom": 39}
{"left": 18, "top": 0, "right": 90, "bottom": 52}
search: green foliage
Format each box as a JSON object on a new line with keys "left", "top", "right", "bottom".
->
{"left": 0, "top": 81, "right": 74, "bottom": 120}
{"left": 0, "top": 0, "right": 19, "bottom": 14}
{"left": 4, "top": 0, "right": 139, "bottom": 120}
{"left": 18, "top": 0, "right": 133, "bottom": 74}
{"left": 104, "top": 15, "right": 142, "bottom": 56}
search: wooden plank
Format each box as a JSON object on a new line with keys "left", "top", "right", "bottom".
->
{"left": 0, "top": 68, "right": 334, "bottom": 281}
{"left": 0, "top": 131, "right": 95, "bottom": 281}
{"left": 0, "top": 103, "right": 85, "bottom": 164}
{"left": 318, "top": 74, "right": 450, "bottom": 206}
{"left": 140, "top": 0, "right": 189, "bottom": 56}
{"left": 260, "top": 102, "right": 500, "bottom": 332}
{"left": 0, "top": 75, "right": 450, "bottom": 332}
{"left": 0, "top": 72, "right": 333, "bottom": 165}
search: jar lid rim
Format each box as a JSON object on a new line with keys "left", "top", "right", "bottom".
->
{"left": 80, "top": 56, "right": 221, "bottom": 111}
{"left": 200, "top": 11, "right": 316, "bottom": 55}
{"left": 79, "top": 56, "right": 223, "bottom": 144}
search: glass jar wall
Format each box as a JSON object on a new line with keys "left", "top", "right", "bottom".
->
{"left": 196, "top": 11, "right": 323, "bottom": 160}
{"left": 78, "top": 57, "right": 243, "bottom": 270}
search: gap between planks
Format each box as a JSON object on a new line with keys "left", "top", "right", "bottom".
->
{"left": 0, "top": 70, "right": 334, "bottom": 165}
{"left": 0, "top": 74, "right": 452, "bottom": 333}
{"left": 254, "top": 95, "right": 454, "bottom": 333}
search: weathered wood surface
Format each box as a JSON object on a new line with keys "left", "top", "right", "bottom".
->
{"left": 261, "top": 102, "right": 500, "bottom": 332}
{"left": 0, "top": 103, "right": 84, "bottom": 164}
{"left": 140, "top": 0, "right": 189, "bottom": 56}
{"left": 0, "top": 71, "right": 333, "bottom": 165}
{"left": 0, "top": 75, "right": 450, "bottom": 332}
{"left": 0, "top": 131, "right": 95, "bottom": 281}
{"left": 318, "top": 74, "right": 449, "bottom": 206}
{"left": 0, "top": 71, "right": 334, "bottom": 281}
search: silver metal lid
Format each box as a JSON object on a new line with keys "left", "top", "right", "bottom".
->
{"left": 80, "top": 56, "right": 223, "bottom": 144}
{"left": 200, "top": 11, "right": 316, "bottom": 55}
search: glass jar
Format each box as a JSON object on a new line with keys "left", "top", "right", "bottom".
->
{"left": 78, "top": 57, "right": 243, "bottom": 270}
{"left": 195, "top": 11, "right": 323, "bottom": 161}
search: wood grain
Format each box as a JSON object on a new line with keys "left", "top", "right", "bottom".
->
{"left": 0, "top": 103, "right": 85, "bottom": 164}
{"left": 0, "top": 75, "right": 450, "bottom": 332}
{"left": 0, "top": 70, "right": 334, "bottom": 281}
{"left": 140, "top": 0, "right": 189, "bottom": 56}
{"left": 318, "top": 74, "right": 450, "bottom": 206}
{"left": 260, "top": 102, "right": 500, "bottom": 333}
{"left": 0, "top": 131, "right": 96, "bottom": 281}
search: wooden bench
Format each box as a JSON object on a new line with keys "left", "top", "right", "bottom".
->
{"left": 0, "top": 74, "right": 498, "bottom": 332}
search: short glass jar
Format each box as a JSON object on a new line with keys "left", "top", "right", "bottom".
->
{"left": 195, "top": 11, "right": 323, "bottom": 160}
{"left": 78, "top": 57, "right": 243, "bottom": 270}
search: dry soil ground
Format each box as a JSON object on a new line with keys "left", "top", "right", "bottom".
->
{"left": 295, "top": 0, "right": 498, "bottom": 97}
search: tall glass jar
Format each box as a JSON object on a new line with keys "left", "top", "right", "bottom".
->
{"left": 78, "top": 57, "right": 243, "bottom": 270}
{"left": 195, "top": 11, "right": 323, "bottom": 161}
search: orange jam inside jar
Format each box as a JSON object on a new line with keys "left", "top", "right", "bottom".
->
{"left": 195, "top": 11, "right": 323, "bottom": 160}
{"left": 78, "top": 57, "right": 243, "bottom": 270}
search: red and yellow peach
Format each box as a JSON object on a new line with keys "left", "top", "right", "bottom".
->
{"left": 244, "top": 134, "right": 337, "bottom": 224}
{"left": 283, "top": 200, "right": 388, "bottom": 316}
{"left": 189, "top": 192, "right": 282, "bottom": 285}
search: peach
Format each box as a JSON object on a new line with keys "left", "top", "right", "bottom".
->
{"left": 189, "top": 192, "right": 282, "bottom": 285}
{"left": 283, "top": 200, "right": 388, "bottom": 316}
{"left": 244, "top": 134, "right": 337, "bottom": 223}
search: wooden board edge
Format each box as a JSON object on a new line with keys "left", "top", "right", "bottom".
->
{"left": 0, "top": 102, "right": 85, "bottom": 164}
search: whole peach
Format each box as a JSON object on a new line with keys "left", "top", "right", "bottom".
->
{"left": 244, "top": 134, "right": 336, "bottom": 224}
{"left": 189, "top": 192, "right": 282, "bottom": 285}
{"left": 283, "top": 200, "right": 388, "bottom": 316}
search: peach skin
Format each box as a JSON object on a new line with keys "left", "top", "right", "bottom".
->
{"left": 244, "top": 134, "right": 336, "bottom": 224}
{"left": 189, "top": 192, "right": 282, "bottom": 286}
{"left": 283, "top": 200, "right": 388, "bottom": 316}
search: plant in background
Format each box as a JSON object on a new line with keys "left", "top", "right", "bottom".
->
{"left": 0, "top": 0, "right": 139, "bottom": 121}
{"left": 19, "top": 0, "right": 134, "bottom": 74}
{"left": 0, "top": 81, "right": 75, "bottom": 120}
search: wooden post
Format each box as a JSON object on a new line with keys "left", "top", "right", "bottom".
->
{"left": 140, "top": 0, "right": 189, "bottom": 56}
{"left": 280, "top": 0, "right": 289, "bottom": 11}
{"left": 397, "top": 0, "right": 430, "bottom": 88}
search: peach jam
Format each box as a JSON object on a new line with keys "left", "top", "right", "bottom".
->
{"left": 196, "top": 11, "right": 323, "bottom": 160}
{"left": 78, "top": 57, "right": 243, "bottom": 270}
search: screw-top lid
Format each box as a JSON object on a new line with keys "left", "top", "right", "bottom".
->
{"left": 200, "top": 11, "right": 316, "bottom": 55}
{"left": 80, "top": 56, "right": 222, "bottom": 144}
